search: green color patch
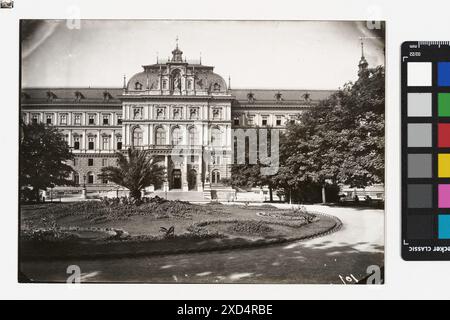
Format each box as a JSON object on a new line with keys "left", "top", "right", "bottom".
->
{"left": 439, "top": 93, "right": 450, "bottom": 117}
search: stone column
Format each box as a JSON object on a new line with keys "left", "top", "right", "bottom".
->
{"left": 83, "top": 129, "right": 87, "bottom": 150}
{"left": 197, "top": 153, "right": 203, "bottom": 192}
{"left": 164, "top": 155, "right": 169, "bottom": 192}
{"left": 149, "top": 124, "right": 154, "bottom": 145}
{"left": 182, "top": 155, "right": 189, "bottom": 191}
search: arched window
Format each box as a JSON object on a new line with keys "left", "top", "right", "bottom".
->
{"left": 211, "top": 127, "right": 221, "bottom": 146}
{"left": 188, "top": 127, "right": 198, "bottom": 146}
{"left": 156, "top": 127, "right": 166, "bottom": 145}
{"left": 211, "top": 170, "right": 221, "bottom": 184}
{"left": 172, "top": 127, "right": 183, "bottom": 145}
{"left": 132, "top": 127, "right": 143, "bottom": 147}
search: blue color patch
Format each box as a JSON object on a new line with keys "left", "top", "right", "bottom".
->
{"left": 438, "top": 62, "right": 450, "bottom": 86}
{"left": 438, "top": 215, "right": 450, "bottom": 239}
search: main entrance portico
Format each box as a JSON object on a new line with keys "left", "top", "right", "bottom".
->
{"left": 120, "top": 43, "right": 234, "bottom": 197}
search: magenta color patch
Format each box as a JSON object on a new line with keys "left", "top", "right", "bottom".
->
{"left": 439, "top": 185, "right": 450, "bottom": 208}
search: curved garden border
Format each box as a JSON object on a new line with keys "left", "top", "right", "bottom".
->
{"left": 20, "top": 211, "right": 342, "bottom": 261}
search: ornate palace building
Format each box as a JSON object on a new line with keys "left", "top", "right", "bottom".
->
{"left": 21, "top": 44, "right": 338, "bottom": 200}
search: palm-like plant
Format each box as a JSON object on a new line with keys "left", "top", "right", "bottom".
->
{"left": 101, "top": 148, "right": 166, "bottom": 200}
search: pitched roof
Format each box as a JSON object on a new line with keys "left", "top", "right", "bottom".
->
{"left": 21, "top": 87, "right": 335, "bottom": 105}
{"left": 21, "top": 88, "right": 123, "bottom": 104}
{"left": 230, "top": 89, "right": 335, "bottom": 103}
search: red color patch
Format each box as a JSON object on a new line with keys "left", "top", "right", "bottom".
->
{"left": 439, "top": 123, "right": 450, "bottom": 148}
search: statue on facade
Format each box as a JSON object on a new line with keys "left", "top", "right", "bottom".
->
{"left": 173, "top": 73, "right": 181, "bottom": 91}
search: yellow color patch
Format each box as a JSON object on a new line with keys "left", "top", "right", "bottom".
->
{"left": 439, "top": 154, "right": 450, "bottom": 178}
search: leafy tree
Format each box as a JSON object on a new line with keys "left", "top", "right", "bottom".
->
{"left": 19, "top": 122, "right": 74, "bottom": 202}
{"left": 274, "top": 65, "right": 385, "bottom": 203}
{"left": 101, "top": 148, "right": 166, "bottom": 200}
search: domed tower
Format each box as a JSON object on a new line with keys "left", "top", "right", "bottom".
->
{"left": 171, "top": 39, "right": 183, "bottom": 62}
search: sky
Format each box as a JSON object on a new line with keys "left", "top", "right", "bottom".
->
{"left": 21, "top": 20, "right": 385, "bottom": 90}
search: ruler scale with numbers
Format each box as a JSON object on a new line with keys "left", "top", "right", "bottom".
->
{"left": 401, "top": 41, "right": 450, "bottom": 260}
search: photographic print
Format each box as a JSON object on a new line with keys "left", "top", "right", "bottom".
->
{"left": 19, "top": 20, "right": 385, "bottom": 284}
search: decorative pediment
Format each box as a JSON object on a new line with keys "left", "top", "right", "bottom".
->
{"left": 189, "top": 107, "right": 199, "bottom": 119}
{"left": 132, "top": 106, "right": 143, "bottom": 119}
{"left": 156, "top": 107, "right": 166, "bottom": 119}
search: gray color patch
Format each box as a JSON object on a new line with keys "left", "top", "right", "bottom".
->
{"left": 408, "top": 93, "right": 432, "bottom": 117}
{"left": 408, "top": 123, "right": 432, "bottom": 147}
{"left": 408, "top": 184, "right": 433, "bottom": 208}
{"left": 408, "top": 153, "right": 432, "bottom": 178}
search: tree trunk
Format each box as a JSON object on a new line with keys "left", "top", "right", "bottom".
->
{"left": 130, "top": 189, "right": 141, "bottom": 200}
{"left": 269, "top": 186, "right": 273, "bottom": 202}
{"left": 321, "top": 184, "right": 327, "bottom": 204}
{"left": 34, "top": 188, "right": 40, "bottom": 203}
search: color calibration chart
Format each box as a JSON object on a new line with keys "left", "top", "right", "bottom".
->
{"left": 402, "top": 42, "right": 450, "bottom": 260}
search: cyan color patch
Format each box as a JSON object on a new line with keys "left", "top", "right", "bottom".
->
{"left": 438, "top": 215, "right": 450, "bottom": 239}
{"left": 438, "top": 62, "right": 450, "bottom": 86}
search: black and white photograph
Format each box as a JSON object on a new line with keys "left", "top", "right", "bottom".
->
{"left": 19, "top": 20, "right": 385, "bottom": 284}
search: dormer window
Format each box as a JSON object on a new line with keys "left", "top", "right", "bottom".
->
{"left": 302, "top": 92, "right": 311, "bottom": 101}
{"left": 247, "top": 92, "right": 255, "bottom": 103}
{"left": 103, "top": 91, "right": 112, "bottom": 102}
{"left": 21, "top": 92, "right": 30, "bottom": 101}
{"left": 74, "top": 91, "right": 84, "bottom": 102}
{"left": 187, "top": 79, "right": 193, "bottom": 90}
{"left": 213, "top": 83, "right": 221, "bottom": 91}
{"left": 275, "top": 92, "right": 283, "bottom": 102}
{"left": 135, "top": 82, "right": 143, "bottom": 90}
{"left": 46, "top": 91, "right": 57, "bottom": 102}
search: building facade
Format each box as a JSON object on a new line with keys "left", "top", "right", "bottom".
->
{"left": 21, "top": 44, "right": 336, "bottom": 199}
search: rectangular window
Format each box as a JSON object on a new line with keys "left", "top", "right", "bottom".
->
{"left": 262, "top": 118, "right": 268, "bottom": 126}
{"left": 102, "top": 137, "right": 109, "bottom": 150}
{"left": 103, "top": 115, "right": 109, "bottom": 125}
{"left": 32, "top": 114, "right": 39, "bottom": 124}
{"left": 88, "top": 138, "right": 95, "bottom": 150}
{"left": 46, "top": 114, "right": 52, "bottom": 125}
{"left": 102, "top": 158, "right": 107, "bottom": 166}
{"left": 117, "top": 141, "right": 122, "bottom": 150}
{"left": 60, "top": 114, "right": 67, "bottom": 125}
{"left": 234, "top": 118, "right": 240, "bottom": 126}
{"left": 74, "top": 114, "right": 81, "bottom": 125}
{"left": 73, "top": 158, "right": 77, "bottom": 166}
{"left": 88, "top": 175, "right": 94, "bottom": 184}
{"left": 88, "top": 114, "right": 95, "bottom": 125}
{"left": 88, "top": 159, "right": 94, "bottom": 166}
{"left": 117, "top": 115, "right": 122, "bottom": 125}
{"left": 276, "top": 117, "right": 282, "bottom": 126}
{"left": 74, "top": 140, "right": 80, "bottom": 150}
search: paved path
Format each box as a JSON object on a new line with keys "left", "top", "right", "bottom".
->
{"left": 20, "top": 205, "right": 384, "bottom": 284}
